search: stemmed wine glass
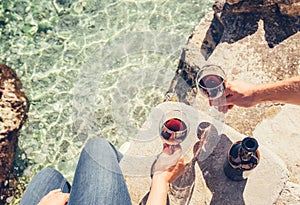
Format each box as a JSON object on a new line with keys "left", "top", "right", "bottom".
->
{"left": 160, "top": 110, "right": 189, "bottom": 145}
{"left": 151, "top": 109, "right": 190, "bottom": 174}
{"left": 196, "top": 64, "right": 226, "bottom": 120}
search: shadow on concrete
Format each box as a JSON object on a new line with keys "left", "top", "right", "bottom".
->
{"left": 201, "top": 1, "right": 300, "bottom": 59}
{"left": 197, "top": 132, "right": 247, "bottom": 205}
{"left": 165, "top": 122, "right": 247, "bottom": 205}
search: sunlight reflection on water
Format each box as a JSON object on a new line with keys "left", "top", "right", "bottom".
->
{"left": 0, "top": 0, "right": 214, "bottom": 203}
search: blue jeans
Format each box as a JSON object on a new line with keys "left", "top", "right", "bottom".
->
{"left": 20, "top": 138, "right": 132, "bottom": 205}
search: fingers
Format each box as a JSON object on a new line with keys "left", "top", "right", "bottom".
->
{"left": 39, "top": 189, "right": 70, "bottom": 205}
{"left": 209, "top": 98, "right": 229, "bottom": 106}
{"left": 49, "top": 189, "right": 62, "bottom": 194}
{"left": 218, "top": 105, "right": 228, "bottom": 113}
{"left": 175, "top": 158, "right": 185, "bottom": 174}
{"left": 167, "top": 158, "right": 184, "bottom": 173}
{"left": 61, "top": 193, "right": 70, "bottom": 202}
{"left": 209, "top": 97, "right": 235, "bottom": 113}
{"left": 208, "top": 81, "right": 234, "bottom": 107}
{"left": 162, "top": 143, "right": 182, "bottom": 155}
{"left": 228, "top": 105, "right": 234, "bottom": 109}
{"left": 167, "top": 158, "right": 185, "bottom": 183}
{"left": 224, "top": 81, "right": 233, "bottom": 96}
{"left": 177, "top": 158, "right": 185, "bottom": 167}
{"left": 209, "top": 91, "right": 235, "bottom": 106}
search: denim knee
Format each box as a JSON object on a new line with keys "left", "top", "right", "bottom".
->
{"left": 36, "top": 167, "right": 61, "bottom": 179}
{"left": 83, "top": 138, "right": 123, "bottom": 163}
{"left": 35, "top": 168, "right": 71, "bottom": 192}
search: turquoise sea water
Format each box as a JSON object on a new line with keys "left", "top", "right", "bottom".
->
{"left": 1, "top": 0, "right": 214, "bottom": 203}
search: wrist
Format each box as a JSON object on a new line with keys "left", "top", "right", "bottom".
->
{"left": 253, "top": 82, "right": 283, "bottom": 105}
{"left": 147, "top": 175, "right": 169, "bottom": 205}
{"left": 152, "top": 174, "right": 169, "bottom": 191}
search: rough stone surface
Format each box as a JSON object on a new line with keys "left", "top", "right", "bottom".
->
{"left": 253, "top": 105, "right": 300, "bottom": 204}
{"left": 224, "top": 0, "right": 300, "bottom": 16}
{"left": 167, "top": 5, "right": 300, "bottom": 137}
{"left": 0, "top": 64, "right": 29, "bottom": 203}
{"left": 122, "top": 102, "right": 289, "bottom": 205}
{"left": 201, "top": 0, "right": 300, "bottom": 59}
{"left": 164, "top": 0, "right": 300, "bottom": 204}
{"left": 276, "top": 181, "right": 300, "bottom": 205}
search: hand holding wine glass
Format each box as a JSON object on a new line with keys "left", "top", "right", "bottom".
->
{"left": 160, "top": 110, "right": 189, "bottom": 146}
{"left": 151, "top": 109, "right": 189, "bottom": 175}
{"left": 196, "top": 64, "right": 228, "bottom": 116}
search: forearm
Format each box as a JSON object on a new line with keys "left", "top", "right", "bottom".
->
{"left": 253, "top": 76, "right": 300, "bottom": 105}
{"left": 146, "top": 176, "right": 169, "bottom": 205}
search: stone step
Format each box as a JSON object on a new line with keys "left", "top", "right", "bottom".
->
{"left": 121, "top": 102, "right": 289, "bottom": 205}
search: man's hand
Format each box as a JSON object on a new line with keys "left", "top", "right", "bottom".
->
{"left": 224, "top": 80, "right": 257, "bottom": 107}
{"left": 210, "top": 80, "right": 257, "bottom": 113}
{"left": 210, "top": 76, "right": 300, "bottom": 112}
{"left": 38, "top": 189, "right": 69, "bottom": 205}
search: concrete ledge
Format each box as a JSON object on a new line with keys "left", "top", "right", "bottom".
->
{"left": 121, "top": 102, "right": 289, "bottom": 205}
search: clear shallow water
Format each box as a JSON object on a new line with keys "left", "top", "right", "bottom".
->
{"left": 0, "top": 0, "right": 214, "bottom": 203}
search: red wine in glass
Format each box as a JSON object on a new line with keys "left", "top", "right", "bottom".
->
{"left": 198, "top": 74, "right": 225, "bottom": 100}
{"left": 160, "top": 118, "right": 188, "bottom": 145}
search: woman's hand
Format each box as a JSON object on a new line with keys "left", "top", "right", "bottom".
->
{"left": 38, "top": 189, "right": 69, "bottom": 205}
{"left": 146, "top": 158, "right": 185, "bottom": 205}
{"left": 153, "top": 157, "right": 185, "bottom": 184}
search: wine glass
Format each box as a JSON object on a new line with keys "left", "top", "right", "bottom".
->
{"left": 159, "top": 109, "right": 189, "bottom": 146}
{"left": 151, "top": 109, "right": 190, "bottom": 174}
{"left": 196, "top": 64, "right": 226, "bottom": 121}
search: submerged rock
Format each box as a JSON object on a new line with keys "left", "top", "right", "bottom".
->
{"left": 0, "top": 64, "right": 29, "bottom": 203}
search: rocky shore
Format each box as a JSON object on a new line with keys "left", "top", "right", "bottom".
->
{"left": 166, "top": 0, "right": 300, "bottom": 204}
{"left": 0, "top": 64, "right": 29, "bottom": 203}
{"left": 0, "top": 0, "right": 299, "bottom": 204}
